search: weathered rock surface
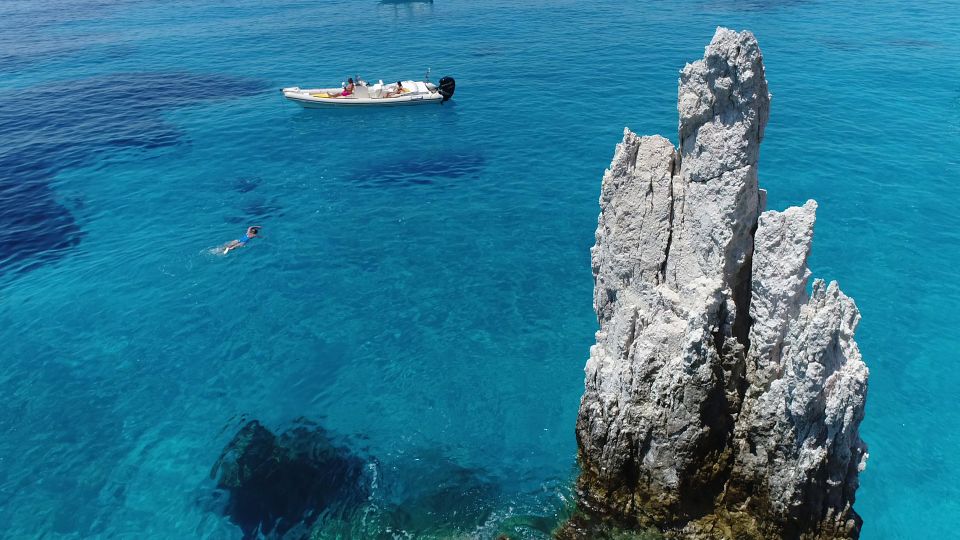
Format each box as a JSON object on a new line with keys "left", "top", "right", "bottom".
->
{"left": 570, "top": 28, "right": 868, "bottom": 539}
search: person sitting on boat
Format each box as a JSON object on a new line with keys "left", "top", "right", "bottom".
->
{"left": 223, "top": 226, "right": 261, "bottom": 254}
{"left": 333, "top": 78, "right": 355, "bottom": 97}
{"left": 385, "top": 81, "right": 406, "bottom": 98}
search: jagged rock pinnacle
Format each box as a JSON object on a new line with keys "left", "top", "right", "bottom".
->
{"left": 569, "top": 27, "right": 868, "bottom": 540}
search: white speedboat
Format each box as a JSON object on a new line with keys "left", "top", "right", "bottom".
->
{"left": 281, "top": 77, "right": 455, "bottom": 108}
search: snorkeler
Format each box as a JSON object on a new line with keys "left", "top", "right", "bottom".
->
{"left": 223, "top": 226, "right": 261, "bottom": 254}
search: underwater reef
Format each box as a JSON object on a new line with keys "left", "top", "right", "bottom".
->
{"left": 566, "top": 28, "right": 868, "bottom": 539}
{"left": 209, "top": 420, "right": 514, "bottom": 539}
{"left": 210, "top": 420, "right": 371, "bottom": 539}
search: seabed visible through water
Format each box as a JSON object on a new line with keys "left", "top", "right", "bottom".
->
{"left": 0, "top": 0, "right": 958, "bottom": 537}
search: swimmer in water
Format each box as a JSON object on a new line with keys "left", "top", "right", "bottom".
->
{"left": 223, "top": 226, "right": 261, "bottom": 254}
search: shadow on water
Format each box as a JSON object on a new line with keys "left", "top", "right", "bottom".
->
{"left": 0, "top": 72, "right": 269, "bottom": 279}
{"left": 348, "top": 150, "right": 485, "bottom": 188}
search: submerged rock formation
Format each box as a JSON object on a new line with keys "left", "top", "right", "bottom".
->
{"left": 210, "top": 419, "right": 371, "bottom": 539}
{"left": 571, "top": 28, "right": 868, "bottom": 539}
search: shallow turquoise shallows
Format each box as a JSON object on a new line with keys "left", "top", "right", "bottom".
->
{"left": 1, "top": 0, "right": 958, "bottom": 537}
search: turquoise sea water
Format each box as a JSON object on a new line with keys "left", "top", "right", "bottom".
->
{"left": 1, "top": 0, "right": 958, "bottom": 537}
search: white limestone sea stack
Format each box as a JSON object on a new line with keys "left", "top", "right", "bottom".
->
{"left": 567, "top": 28, "right": 869, "bottom": 539}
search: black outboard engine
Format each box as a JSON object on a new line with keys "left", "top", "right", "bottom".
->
{"left": 438, "top": 76, "right": 455, "bottom": 103}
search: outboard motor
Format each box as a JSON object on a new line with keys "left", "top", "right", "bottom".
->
{"left": 438, "top": 76, "right": 455, "bottom": 103}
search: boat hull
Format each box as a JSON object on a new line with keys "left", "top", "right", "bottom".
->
{"left": 281, "top": 87, "right": 444, "bottom": 108}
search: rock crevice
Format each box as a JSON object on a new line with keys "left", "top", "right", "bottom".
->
{"left": 571, "top": 28, "right": 868, "bottom": 540}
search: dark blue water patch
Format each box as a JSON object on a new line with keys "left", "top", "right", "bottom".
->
{"left": 700, "top": 0, "right": 808, "bottom": 11}
{"left": 471, "top": 47, "right": 503, "bottom": 58}
{"left": 0, "top": 40, "right": 137, "bottom": 74}
{"left": 240, "top": 197, "right": 283, "bottom": 220}
{"left": 821, "top": 38, "right": 863, "bottom": 52}
{"left": 348, "top": 150, "right": 485, "bottom": 188}
{"left": 0, "top": 72, "right": 268, "bottom": 127}
{"left": 208, "top": 418, "right": 373, "bottom": 539}
{"left": 223, "top": 195, "right": 285, "bottom": 225}
{"left": 0, "top": 164, "right": 83, "bottom": 276}
{"left": 0, "top": 44, "right": 74, "bottom": 73}
{"left": 821, "top": 37, "right": 944, "bottom": 57}
{"left": 233, "top": 176, "right": 263, "bottom": 194}
{"left": 0, "top": 72, "right": 269, "bottom": 278}
{"left": 222, "top": 216, "right": 250, "bottom": 226}
{"left": 887, "top": 38, "right": 942, "bottom": 50}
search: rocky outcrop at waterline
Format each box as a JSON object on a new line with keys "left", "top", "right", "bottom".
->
{"left": 568, "top": 28, "right": 868, "bottom": 539}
